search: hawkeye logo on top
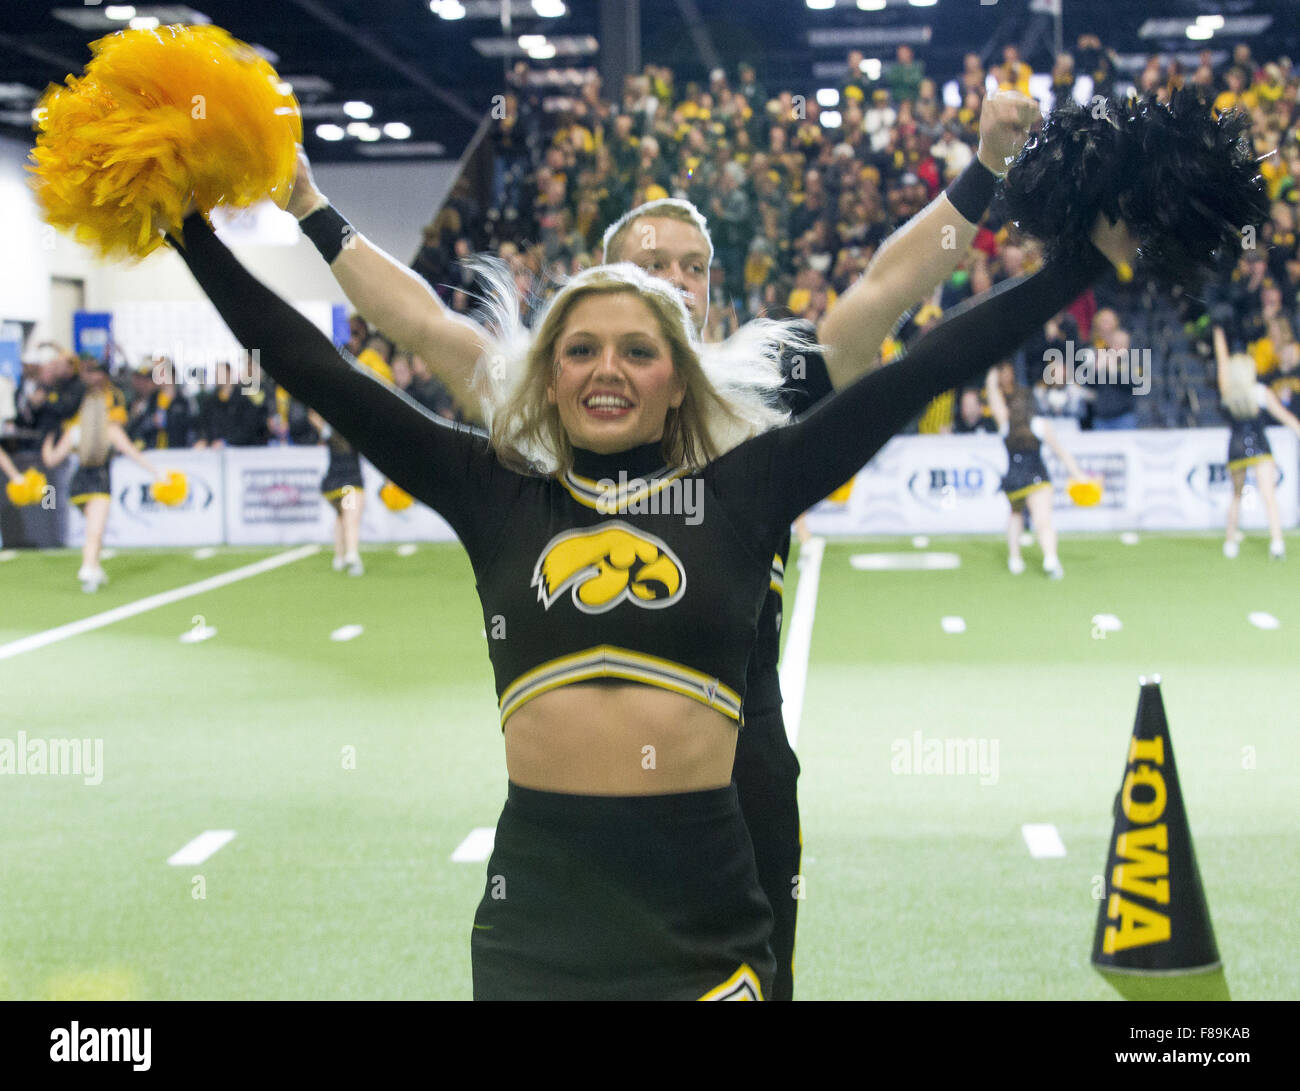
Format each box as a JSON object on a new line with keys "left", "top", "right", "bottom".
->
{"left": 533, "top": 523, "right": 685, "bottom": 613}
{"left": 50, "top": 1023, "right": 150, "bottom": 1072}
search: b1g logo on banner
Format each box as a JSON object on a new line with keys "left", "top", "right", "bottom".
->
{"left": 906, "top": 456, "right": 1004, "bottom": 513}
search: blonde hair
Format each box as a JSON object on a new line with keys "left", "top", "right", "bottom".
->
{"left": 600, "top": 198, "right": 714, "bottom": 265}
{"left": 470, "top": 260, "right": 805, "bottom": 475}
{"left": 78, "top": 392, "right": 111, "bottom": 466}
{"left": 1222, "top": 353, "right": 1260, "bottom": 420}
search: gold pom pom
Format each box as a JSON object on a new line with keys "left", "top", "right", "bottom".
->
{"left": 150, "top": 470, "right": 189, "bottom": 506}
{"left": 1068, "top": 478, "right": 1103, "bottom": 507}
{"left": 7, "top": 468, "right": 47, "bottom": 507}
{"left": 380, "top": 482, "right": 414, "bottom": 511}
{"left": 29, "top": 25, "right": 301, "bottom": 260}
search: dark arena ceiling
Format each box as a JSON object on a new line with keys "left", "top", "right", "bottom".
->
{"left": 2, "top": 0, "right": 1297, "bottom": 164}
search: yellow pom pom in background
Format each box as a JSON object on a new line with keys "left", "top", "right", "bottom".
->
{"left": 150, "top": 470, "right": 189, "bottom": 507}
{"left": 5, "top": 468, "right": 48, "bottom": 507}
{"left": 29, "top": 24, "right": 301, "bottom": 260}
{"left": 380, "top": 482, "right": 414, "bottom": 512}
{"left": 1068, "top": 478, "right": 1103, "bottom": 507}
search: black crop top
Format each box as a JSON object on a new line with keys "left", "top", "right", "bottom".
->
{"left": 172, "top": 214, "right": 1109, "bottom": 726}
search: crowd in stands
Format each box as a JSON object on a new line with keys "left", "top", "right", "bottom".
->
{"left": 3, "top": 34, "right": 1299, "bottom": 458}
{"left": 462, "top": 35, "right": 1300, "bottom": 432}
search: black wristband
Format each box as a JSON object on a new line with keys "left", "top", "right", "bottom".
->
{"left": 299, "top": 203, "right": 352, "bottom": 264}
{"left": 945, "top": 159, "right": 999, "bottom": 225}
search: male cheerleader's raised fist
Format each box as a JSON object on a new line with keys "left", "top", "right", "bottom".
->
{"left": 977, "top": 90, "right": 1041, "bottom": 177}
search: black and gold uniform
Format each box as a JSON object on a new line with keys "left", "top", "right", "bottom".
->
{"left": 1000, "top": 415, "right": 1052, "bottom": 512}
{"left": 67, "top": 392, "right": 128, "bottom": 508}
{"left": 172, "top": 212, "right": 1109, "bottom": 1000}
{"left": 1226, "top": 384, "right": 1273, "bottom": 470}
{"left": 320, "top": 433, "right": 364, "bottom": 504}
{"left": 733, "top": 326, "right": 831, "bottom": 1002}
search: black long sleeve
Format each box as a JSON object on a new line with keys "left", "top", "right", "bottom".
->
{"left": 706, "top": 245, "right": 1112, "bottom": 547}
{"left": 171, "top": 214, "right": 516, "bottom": 549}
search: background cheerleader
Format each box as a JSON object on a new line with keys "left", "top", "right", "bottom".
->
{"left": 39, "top": 359, "right": 170, "bottom": 591}
{"left": 986, "top": 362, "right": 1090, "bottom": 579}
{"left": 1214, "top": 326, "right": 1300, "bottom": 560}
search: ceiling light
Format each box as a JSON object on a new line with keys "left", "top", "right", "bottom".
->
{"left": 431, "top": 0, "right": 466, "bottom": 19}
{"left": 1196, "top": 15, "right": 1225, "bottom": 30}
{"left": 528, "top": 43, "right": 557, "bottom": 59}
{"left": 1186, "top": 25, "right": 1214, "bottom": 40}
{"left": 104, "top": 5, "right": 136, "bottom": 19}
{"left": 343, "top": 101, "right": 373, "bottom": 119}
{"left": 316, "top": 124, "right": 345, "bottom": 141}
{"left": 518, "top": 35, "right": 547, "bottom": 50}
{"left": 532, "top": 0, "right": 566, "bottom": 15}
{"left": 382, "top": 122, "right": 412, "bottom": 139}
{"left": 357, "top": 126, "right": 381, "bottom": 142}
{"left": 820, "top": 110, "right": 843, "bottom": 128}
{"left": 857, "top": 0, "right": 886, "bottom": 9}
{"left": 806, "top": 0, "right": 836, "bottom": 9}
{"left": 817, "top": 88, "right": 840, "bottom": 107}
{"left": 129, "top": 16, "right": 160, "bottom": 30}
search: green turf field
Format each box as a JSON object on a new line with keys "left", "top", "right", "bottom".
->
{"left": 1, "top": 533, "right": 1296, "bottom": 1000}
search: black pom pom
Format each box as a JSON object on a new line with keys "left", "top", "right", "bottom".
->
{"left": 1003, "top": 91, "right": 1269, "bottom": 287}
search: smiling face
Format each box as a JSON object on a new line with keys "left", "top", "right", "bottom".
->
{"left": 546, "top": 292, "right": 685, "bottom": 455}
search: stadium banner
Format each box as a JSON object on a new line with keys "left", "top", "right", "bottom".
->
{"left": 222, "top": 445, "right": 334, "bottom": 546}
{"left": 803, "top": 428, "right": 1298, "bottom": 535}
{"left": 64, "top": 449, "right": 224, "bottom": 548}
{"left": 358, "top": 460, "right": 458, "bottom": 543}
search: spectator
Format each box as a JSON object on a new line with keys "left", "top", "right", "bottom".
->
{"left": 194, "top": 361, "right": 269, "bottom": 448}
{"left": 889, "top": 45, "right": 925, "bottom": 105}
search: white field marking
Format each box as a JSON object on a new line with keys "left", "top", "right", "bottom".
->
{"left": 0, "top": 549, "right": 17, "bottom": 562}
{"left": 0, "top": 546, "right": 319, "bottom": 662}
{"left": 1021, "top": 824, "right": 1067, "bottom": 858}
{"left": 396, "top": 543, "right": 418, "bottom": 557}
{"left": 330, "top": 624, "right": 364, "bottom": 642}
{"left": 780, "top": 536, "right": 825, "bottom": 750}
{"left": 179, "top": 623, "right": 218, "bottom": 644}
{"left": 940, "top": 616, "right": 966, "bottom": 634}
{"left": 451, "top": 827, "right": 496, "bottom": 862}
{"left": 911, "top": 535, "right": 929, "bottom": 548}
{"left": 1120, "top": 532, "right": 1140, "bottom": 546}
{"left": 849, "top": 552, "right": 961, "bottom": 571}
{"left": 167, "top": 830, "right": 236, "bottom": 866}
{"left": 193, "top": 547, "right": 217, "bottom": 559}
{"left": 1248, "top": 611, "right": 1280, "bottom": 630}
{"left": 1092, "top": 613, "right": 1123, "bottom": 633}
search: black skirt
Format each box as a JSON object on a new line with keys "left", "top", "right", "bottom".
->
{"left": 1228, "top": 419, "right": 1272, "bottom": 469}
{"left": 471, "top": 781, "right": 775, "bottom": 1000}
{"left": 68, "top": 463, "right": 111, "bottom": 507}
{"left": 321, "top": 451, "right": 363, "bottom": 501}
{"left": 1001, "top": 449, "right": 1051, "bottom": 512}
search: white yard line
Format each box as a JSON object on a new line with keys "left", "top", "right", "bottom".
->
{"left": 1021, "top": 824, "right": 1067, "bottom": 858}
{"left": 167, "top": 830, "right": 237, "bottom": 866}
{"left": 451, "top": 828, "right": 497, "bottom": 862}
{"left": 0, "top": 546, "right": 319, "bottom": 661}
{"left": 780, "top": 536, "right": 825, "bottom": 751}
